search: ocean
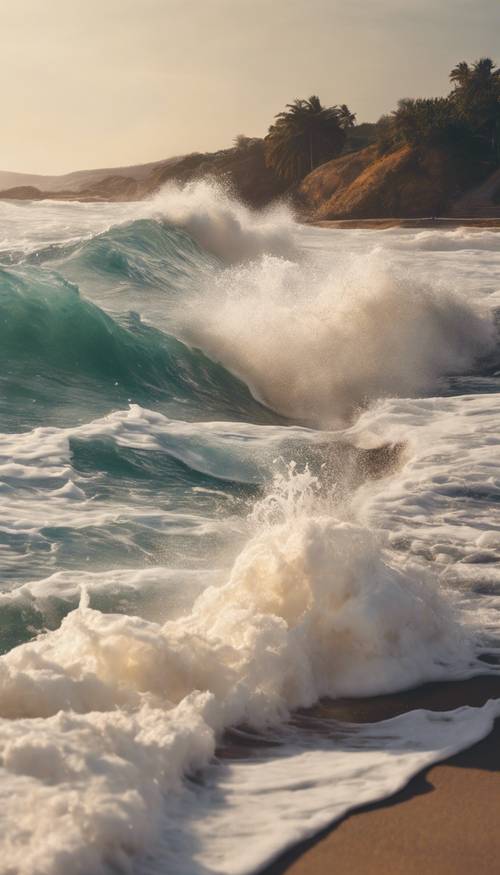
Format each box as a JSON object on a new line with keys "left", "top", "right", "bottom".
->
{"left": 1, "top": 182, "right": 500, "bottom": 875}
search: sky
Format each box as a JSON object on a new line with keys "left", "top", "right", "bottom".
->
{"left": 2, "top": 0, "right": 500, "bottom": 174}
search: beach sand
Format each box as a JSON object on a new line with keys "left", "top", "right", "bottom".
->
{"left": 264, "top": 676, "right": 500, "bottom": 875}
{"left": 310, "top": 218, "right": 500, "bottom": 230}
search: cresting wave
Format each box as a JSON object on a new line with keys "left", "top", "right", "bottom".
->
{"left": 144, "top": 179, "right": 297, "bottom": 263}
{"left": 179, "top": 253, "right": 496, "bottom": 426}
{"left": 0, "top": 265, "right": 276, "bottom": 430}
{"left": 0, "top": 179, "right": 296, "bottom": 266}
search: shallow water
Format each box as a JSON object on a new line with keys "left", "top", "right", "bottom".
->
{"left": 1, "top": 184, "right": 500, "bottom": 874}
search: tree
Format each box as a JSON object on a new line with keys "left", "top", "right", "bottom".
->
{"left": 233, "top": 134, "right": 254, "bottom": 150}
{"left": 337, "top": 104, "right": 357, "bottom": 129}
{"left": 391, "top": 97, "right": 468, "bottom": 148}
{"left": 264, "top": 95, "right": 355, "bottom": 183}
{"left": 450, "top": 61, "right": 471, "bottom": 88}
{"left": 375, "top": 96, "right": 478, "bottom": 158}
{"left": 450, "top": 57, "right": 500, "bottom": 159}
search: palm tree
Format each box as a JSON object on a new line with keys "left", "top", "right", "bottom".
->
{"left": 264, "top": 95, "right": 354, "bottom": 183}
{"left": 450, "top": 61, "right": 470, "bottom": 88}
{"left": 337, "top": 104, "right": 357, "bottom": 129}
{"left": 450, "top": 57, "right": 500, "bottom": 159}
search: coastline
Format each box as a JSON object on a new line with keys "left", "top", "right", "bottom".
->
{"left": 264, "top": 676, "right": 500, "bottom": 875}
{"left": 308, "top": 217, "right": 500, "bottom": 229}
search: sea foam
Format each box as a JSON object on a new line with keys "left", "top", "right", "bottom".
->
{"left": 179, "top": 253, "right": 495, "bottom": 425}
{"left": 0, "top": 464, "right": 484, "bottom": 874}
{"left": 144, "top": 179, "right": 296, "bottom": 263}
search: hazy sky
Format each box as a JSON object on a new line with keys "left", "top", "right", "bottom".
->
{"left": 2, "top": 0, "right": 500, "bottom": 174}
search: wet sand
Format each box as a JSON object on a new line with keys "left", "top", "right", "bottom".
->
{"left": 264, "top": 676, "right": 500, "bottom": 875}
{"left": 310, "top": 218, "right": 500, "bottom": 230}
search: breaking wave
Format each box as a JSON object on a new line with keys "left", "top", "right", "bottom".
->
{"left": 180, "top": 253, "right": 496, "bottom": 425}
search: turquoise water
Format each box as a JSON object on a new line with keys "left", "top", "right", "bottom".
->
{"left": 1, "top": 191, "right": 500, "bottom": 874}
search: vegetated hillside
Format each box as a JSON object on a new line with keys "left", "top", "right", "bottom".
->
{"left": 343, "top": 123, "right": 378, "bottom": 154}
{"left": 298, "top": 144, "right": 493, "bottom": 219}
{"left": 3, "top": 126, "right": 498, "bottom": 219}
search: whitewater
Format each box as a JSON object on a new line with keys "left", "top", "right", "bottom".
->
{"left": 1, "top": 183, "right": 500, "bottom": 875}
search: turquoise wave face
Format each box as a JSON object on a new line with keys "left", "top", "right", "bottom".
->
{"left": 29, "top": 219, "right": 218, "bottom": 293}
{"left": 0, "top": 260, "right": 276, "bottom": 431}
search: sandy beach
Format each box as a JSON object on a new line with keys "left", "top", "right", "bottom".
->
{"left": 264, "top": 676, "right": 500, "bottom": 875}
{"left": 310, "top": 218, "right": 500, "bottom": 229}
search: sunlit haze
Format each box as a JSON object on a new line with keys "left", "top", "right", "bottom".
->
{"left": 2, "top": 0, "right": 500, "bottom": 173}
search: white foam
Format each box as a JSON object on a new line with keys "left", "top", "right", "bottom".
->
{"left": 180, "top": 253, "right": 495, "bottom": 425}
{"left": 0, "top": 464, "right": 486, "bottom": 873}
{"left": 345, "top": 391, "right": 500, "bottom": 650}
{"left": 144, "top": 179, "right": 297, "bottom": 263}
{"left": 151, "top": 699, "right": 500, "bottom": 875}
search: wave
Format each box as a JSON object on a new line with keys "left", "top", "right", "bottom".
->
{"left": 0, "top": 463, "right": 493, "bottom": 874}
{"left": 143, "top": 178, "right": 297, "bottom": 263}
{"left": 0, "top": 265, "right": 274, "bottom": 425}
{"left": 0, "top": 180, "right": 296, "bottom": 271}
{"left": 179, "top": 253, "right": 496, "bottom": 425}
{"left": 28, "top": 217, "right": 218, "bottom": 295}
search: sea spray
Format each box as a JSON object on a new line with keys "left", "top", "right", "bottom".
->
{"left": 179, "top": 253, "right": 495, "bottom": 425}
{"left": 144, "top": 179, "right": 297, "bottom": 263}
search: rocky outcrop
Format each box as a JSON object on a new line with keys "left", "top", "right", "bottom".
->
{"left": 298, "top": 145, "right": 493, "bottom": 220}
{"left": 298, "top": 146, "right": 500, "bottom": 220}
{"left": 0, "top": 186, "right": 45, "bottom": 200}
{"left": 0, "top": 175, "right": 139, "bottom": 203}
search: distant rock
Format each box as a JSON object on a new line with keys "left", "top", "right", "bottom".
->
{"left": 0, "top": 185, "right": 45, "bottom": 200}
{"left": 0, "top": 175, "right": 140, "bottom": 203}
{"left": 80, "top": 175, "right": 139, "bottom": 200}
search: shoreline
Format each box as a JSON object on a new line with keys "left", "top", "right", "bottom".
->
{"left": 263, "top": 676, "right": 500, "bottom": 875}
{"left": 308, "top": 217, "right": 500, "bottom": 229}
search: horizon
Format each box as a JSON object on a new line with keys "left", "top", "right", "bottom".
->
{"left": 2, "top": 0, "right": 500, "bottom": 175}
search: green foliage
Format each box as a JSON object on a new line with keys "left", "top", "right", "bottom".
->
{"left": 264, "top": 95, "right": 356, "bottom": 183}
{"left": 344, "top": 122, "right": 378, "bottom": 153}
{"left": 450, "top": 58, "right": 500, "bottom": 159}
{"left": 263, "top": 58, "right": 500, "bottom": 185}
{"left": 390, "top": 98, "right": 473, "bottom": 149}
{"left": 376, "top": 58, "right": 500, "bottom": 163}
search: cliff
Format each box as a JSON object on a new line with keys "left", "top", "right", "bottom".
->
{"left": 298, "top": 145, "right": 491, "bottom": 220}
